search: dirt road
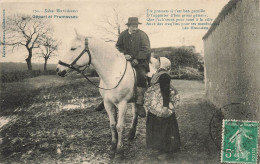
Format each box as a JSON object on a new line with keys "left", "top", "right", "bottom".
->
{"left": 0, "top": 75, "right": 220, "bottom": 163}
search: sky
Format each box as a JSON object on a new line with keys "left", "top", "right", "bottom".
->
{"left": 0, "top": 0, "right": 230, "bottom": 63}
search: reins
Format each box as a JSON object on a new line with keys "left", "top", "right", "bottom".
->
{"left": 58, "top": 38, "right": 128, "bottom": 90}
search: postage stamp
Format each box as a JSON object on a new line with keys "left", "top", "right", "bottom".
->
{"left": 221, "top": 120, "right": 259, "bottom": 164}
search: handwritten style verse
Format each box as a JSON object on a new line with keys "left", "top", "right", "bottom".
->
{"left": 146, "top": 9, "right": 214, "bottom": 30}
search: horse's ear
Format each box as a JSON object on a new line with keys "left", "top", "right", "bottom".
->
{"left": 74, "top": 28, "right": 79, "bottom": 37}
{"left": 85, "top": 37, "right": 89, "bottom": 47}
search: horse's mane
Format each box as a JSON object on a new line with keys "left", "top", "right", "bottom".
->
{"left": 77, "top": 35, "right": 123, "bottom": 59}
{"left": 74, "top": 35, "right": 158, "bottom": 77}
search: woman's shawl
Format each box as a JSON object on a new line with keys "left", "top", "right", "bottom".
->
{"left": 144, "top": 70, "right": 180, "bottom": 118}
{"left": 150, "top": 69, "right": 170, "bottom": 85}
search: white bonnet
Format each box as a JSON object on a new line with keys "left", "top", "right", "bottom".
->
{"left": 159, "top": 57, "right": 171, "bottom": 70}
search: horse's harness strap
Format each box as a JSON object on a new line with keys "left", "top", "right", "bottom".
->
{"left": 71, "top": 49, "right": 92, "bottom": 67}
{"left": 59, "top": 38, "right": 91, "bottom": 70}
{"left": 58, "top": 60, "right": 71, "bottom": 68}
{"left": 58, "top": 44, "right": 128, "bottom": 90}
{"left": 80, "top": 59, "right": 128, "bottom": 90}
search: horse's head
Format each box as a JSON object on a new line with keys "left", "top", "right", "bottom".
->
{"left": 56, "top": 30, "right": 91, "bottom": 77}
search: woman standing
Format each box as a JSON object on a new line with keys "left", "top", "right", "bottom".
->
{"left": 144, "top": 57, "right": 181, "bottom": 159}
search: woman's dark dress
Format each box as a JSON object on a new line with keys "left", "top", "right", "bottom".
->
{"left": 146, "top": 72, "right": 181, "bottom": 153}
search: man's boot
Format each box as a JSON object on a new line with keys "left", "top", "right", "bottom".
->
{"left": 94, "top": 101, "right": 104, "bottom": 111}
{"left": 136, "top": 87, "right": 146, "bottom": 118}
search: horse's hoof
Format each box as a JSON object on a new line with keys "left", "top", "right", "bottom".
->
{"left": 114, "top": 151, "right": 124, "bottom": 163}
{"left": 109, "top": 144, "right": 116, "bottom": 160}
{"left": 127, "top": 129, "right": 136, "bottom": 141}
{"left": 111, "top": 143, "right": 117, "bottom": 152}
{"left": 113, "top": 157, "right": 124, "bottom": 164}
{"left": 109, "top": 151, "right": 116, "bottom": 160}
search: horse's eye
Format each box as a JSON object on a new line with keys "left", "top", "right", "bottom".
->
{"left": 71, "top": 48, "right": 76, "bottom": 51}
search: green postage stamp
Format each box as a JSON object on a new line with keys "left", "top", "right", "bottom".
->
{"left": 221, "top": 120, "right": 259, "bottom": 164}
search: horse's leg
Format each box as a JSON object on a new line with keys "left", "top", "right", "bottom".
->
{"left": 127, "top": 103, "right": 138, "bottom": 141}
{"left": 115, "top": 100, "right": 128, "bottom": 160}
{"left": 104, "top": 100, "right": 117, "bottom": 155}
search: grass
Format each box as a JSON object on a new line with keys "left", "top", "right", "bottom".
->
{"left": 0, "top": 75, "right": 221, "bottom": 163}
{"left": 0, "top": 62, "right": 97, "bottom": 83}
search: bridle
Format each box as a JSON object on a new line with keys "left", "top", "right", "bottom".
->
{"left": 58, "top": 38, "right": 128, "bottom": 90}
{"left": 58, "top": 38, "right": 91, "bottom": 73}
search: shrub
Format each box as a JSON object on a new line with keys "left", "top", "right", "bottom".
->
{"left": 0, "top": 70, "right": 57, "bottom": 83}
{"left": 171, "top": 67, "right": 204, "bottom": 80}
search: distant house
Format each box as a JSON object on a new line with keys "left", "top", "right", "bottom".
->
{"left": 203, "top": 0, "right": 260, "bottom": 120}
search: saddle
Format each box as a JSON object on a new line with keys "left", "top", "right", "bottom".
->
{"left": 128, "top": 58, "right": 158, "bottom": 103}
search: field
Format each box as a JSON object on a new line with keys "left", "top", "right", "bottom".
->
{"left": 0, "top": 74, "right": 220, "bottom": 163}
{"left": 0, "top": 62, "right": 97, "bottom": 83}
{"left": 0, "top": 62, "right": 57, "bottom": 72}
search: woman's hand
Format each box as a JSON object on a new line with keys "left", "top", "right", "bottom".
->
{"left": 169, "top": 103, "right": 174, "bottom": 110}
{"left": 163, "top": 107, "right": 168, "bottom": 111}
{"left": 162, "top": 107, "right": 170, "bottom": 115}
{"left": 169, "top": 103, "right": 176, "bottom": 113}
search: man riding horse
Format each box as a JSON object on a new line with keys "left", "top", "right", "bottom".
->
{"left": 95, "top": 17, "right": 151, "bottom": 118}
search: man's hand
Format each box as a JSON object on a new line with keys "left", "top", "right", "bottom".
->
{"left": 125, "top": 55, "right": 132, "bottom": 61}
{"left": 131, "top": 59, "right": 139, "bottom": 66}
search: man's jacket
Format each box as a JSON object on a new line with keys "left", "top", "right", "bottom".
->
{"left": 116, "top": 29, "right": 151, "bottom": 72}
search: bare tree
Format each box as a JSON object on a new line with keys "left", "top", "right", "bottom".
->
{"left": 2, "top": 14, "right": 51, "bottom": 70}
{"left": 97, "top": 7, "right": 125, "bottom": 42}
{"left": 96, "top": 7, "right": 160, "bottom": 42}
{"left": 38, "top": 36, "right": 59, "bottom": 71}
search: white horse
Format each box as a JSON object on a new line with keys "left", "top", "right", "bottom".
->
{"left": 56, "top": 31, "right": 158, "bottom": 160}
